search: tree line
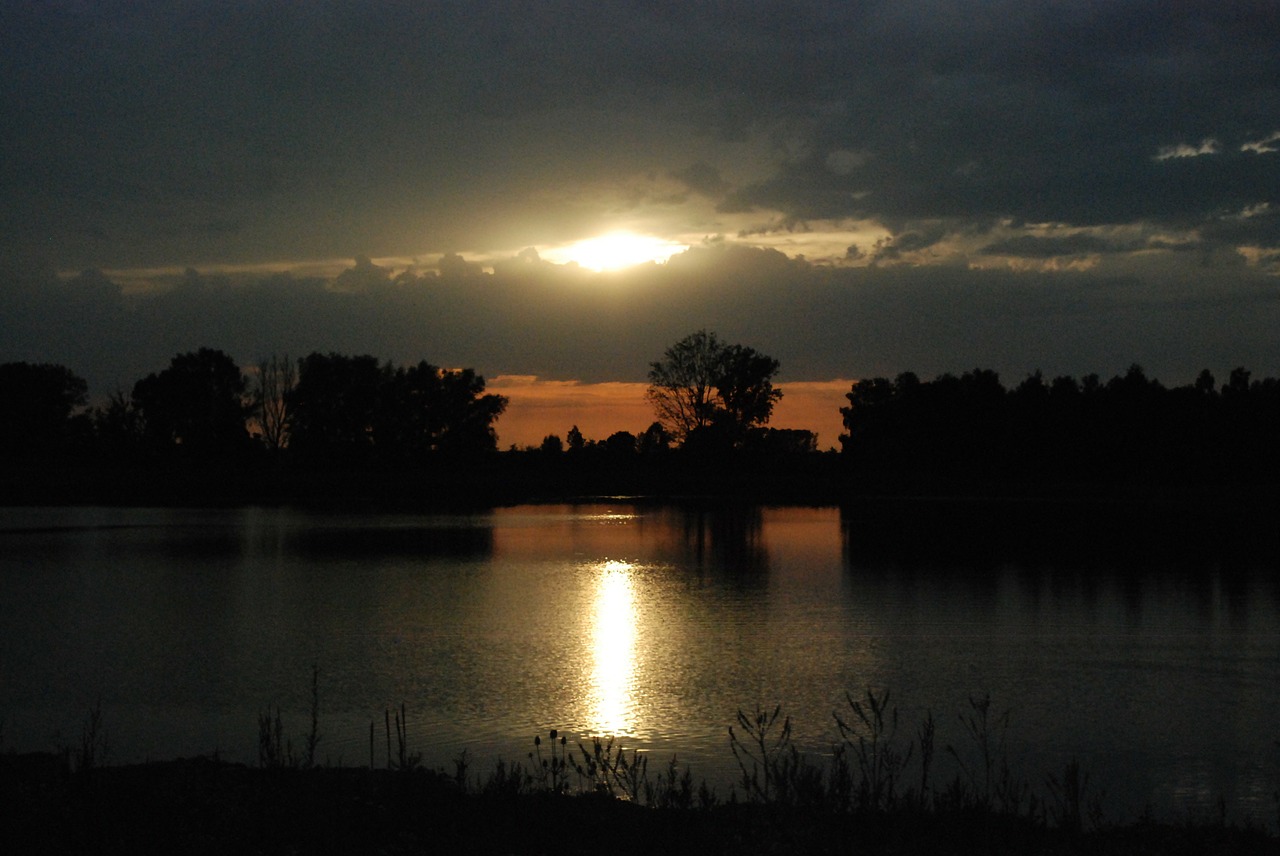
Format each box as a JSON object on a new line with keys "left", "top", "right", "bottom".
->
{"left": 0, "top": 330, "right": 800, "bottom": 471}
{"left": 841, "top": 364, "right": 1280, "bottom": 491}
{"left": 1, "top": 348, "right": 509, "bottom": 468}
{"left": 5, "top": 334, "right": 1280, "bottom": 500}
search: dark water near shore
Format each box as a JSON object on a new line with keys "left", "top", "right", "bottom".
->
{"left": 1, "top": 503, "right": 1277, "bottom": 825}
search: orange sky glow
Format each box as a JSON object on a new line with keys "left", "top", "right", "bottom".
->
{"left": 486, "top": 376, "right": 855, "bottom": 450}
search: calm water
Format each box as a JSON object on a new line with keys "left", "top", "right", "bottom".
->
{"left": 1, "top": 503, "right": 1277, "bottom": 823}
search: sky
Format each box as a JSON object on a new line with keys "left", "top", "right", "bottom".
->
{"left": 3, "top": 1, "right": 1279, "bottom": 449}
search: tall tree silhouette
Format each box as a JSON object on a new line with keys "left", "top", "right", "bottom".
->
{"left": 255, "top": 353, "right": 296, "bottom": 454}
{"left": 131, "top": 348, "right": 251, "bottom": 458}
{"left": 646, "top": 330, "right": 781, "bottom": 444}
{"left": 286, "top": 353, "right": 383, "bottom": 463}
{"left": 717, "top": 343, "right": 783, "bottom": 440}
{"left": 90, "top": 389, "right": 143, "bottom": 460}
{"left": 0, "top": 362, "right": 88, "bottom": 457}
{"left": 376, "top": 361, "right": 507, "bottom": 458}
{"left": 287, "top": 353, "right": 507, "bottom": 464}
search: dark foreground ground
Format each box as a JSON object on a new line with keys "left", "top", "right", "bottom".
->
{"left": 4, "top": 755, "right": 1276, "bottom": 856}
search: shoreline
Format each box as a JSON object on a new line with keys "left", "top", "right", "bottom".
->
{"left": 4, "top": 750, "right": 1276, "bottom": 855}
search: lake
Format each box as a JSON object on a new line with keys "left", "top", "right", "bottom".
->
{"left": 1, "top": 502, "right": 1277, "bottom": 824}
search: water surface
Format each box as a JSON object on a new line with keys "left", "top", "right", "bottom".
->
{"left": 1, "top": 503, "right": 1276, "bottom": 824}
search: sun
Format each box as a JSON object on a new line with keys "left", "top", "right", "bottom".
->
{"left": 544, "top": 231, "right": 688, "bottom": 271}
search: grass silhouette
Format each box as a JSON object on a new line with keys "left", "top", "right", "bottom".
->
{"left": 2, "top": 687, "right": 1277, "bottom": 854}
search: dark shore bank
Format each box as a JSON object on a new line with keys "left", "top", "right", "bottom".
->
{"left": 4, "top": 753, "right": 1276, "bottom": 856}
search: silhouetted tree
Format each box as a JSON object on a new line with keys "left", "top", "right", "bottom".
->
{"left": 255, "top": 353, "right": 296, "bottom": 454}
{"left": 602, "top": 430, "right": 638, "bottom": 457}
{"left": 716, "top": 343, "right": 783, "bottom": 441}
{"left": 637, "top": 421, "right": 673, "bottom": 456}
{"left": 131, "top": 348, "right": 251, "bottom": 458}
{"left": 646, "top": 330, "right": 782, "bottom": 444}
{"left": 646, "top": 330, "right": 723, "bottom": 439}
{"left": 539, "top": 434, "right": 564, "bottom": 455}
{"left": 287, "top": 352, "right": 506, "bottom": 464}
{"left": 287, "top": 353, "right": 383, "bottom": 462}
{"left": 376, "top": 361, "right": 507, "bottom": 458}
{"left": 1225, "top": 366, "right": 1251, "bottom": 398}
{"left": 0, "top": 361, "right": 88, "bottom": 457}
{"left": 90, "top": 389, "right": 143, "bottom": 459}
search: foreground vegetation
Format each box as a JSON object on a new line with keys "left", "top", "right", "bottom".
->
{"left": 5, "top": 690, "right": 1276, "bottom": 855}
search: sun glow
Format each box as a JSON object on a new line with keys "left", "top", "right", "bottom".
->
{"left": 545, "top": 231, "right": 688, "bottom": 271}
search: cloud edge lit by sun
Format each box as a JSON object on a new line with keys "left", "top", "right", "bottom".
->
{"left": 540, "top": 231, "right": 690, "bottom": 272}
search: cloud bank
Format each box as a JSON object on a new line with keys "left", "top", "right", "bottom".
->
{"left": 4, "top": 244, "right": 1278, "bottom": 430}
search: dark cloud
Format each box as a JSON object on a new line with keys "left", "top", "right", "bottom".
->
{"left": 670, "top": 162, "right": 729, "bottom": 199}
{"left": 870, "top": 225, "right": 952, "bottom": 262}
{"left": 1199, "top": 205, "right": 1280, "bottom": 250}
{"left": 330, "top": 256, "right": 392, "bottom": 293}
{"left": 713, "top": 3, "right": 1280, "bottom": 230}
{"left": 437, "top": 253, "right": 485, "bottom": 279}
{"left": 979, "top": 235, "right": 1127, "bottom": 258}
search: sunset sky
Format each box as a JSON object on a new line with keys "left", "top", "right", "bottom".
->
{"left": 3, "top": 2, "right": 1279, "bottom": 448}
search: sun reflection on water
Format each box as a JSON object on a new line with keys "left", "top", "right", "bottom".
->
{"left": 589, "top": 559, "right": 638, "bottom": 735}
